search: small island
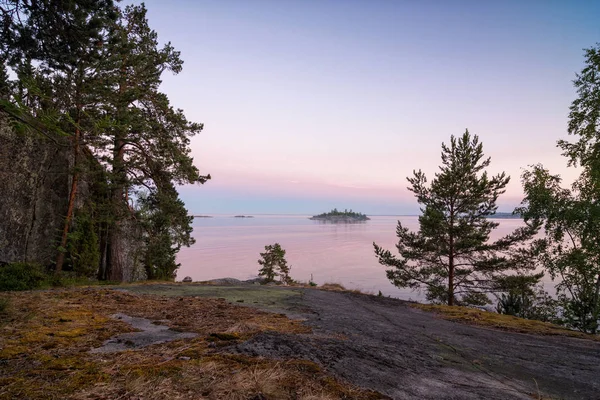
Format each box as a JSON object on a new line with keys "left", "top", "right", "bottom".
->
{"left": 310, "top": 208, "right": 370, "bottom": 223}
{"left": 234, "top": 215, "right": 254, "bottom": 218}
{"left": 487, "top": 212, "right": 523, "bottom": 219}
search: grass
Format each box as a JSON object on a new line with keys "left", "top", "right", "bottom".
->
{"left": 123, "top": 283, "right": 305, "bottom": 312}
{"left": 0, "top": 288, "right": 385, "bottom": 399}
{"left": 414, "top": 304, "right": 600, "bottom": 341}
{"left": 319, "top": 282, "right": 372, "bottom": 295}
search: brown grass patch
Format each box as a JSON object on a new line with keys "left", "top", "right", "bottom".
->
{"left": 319, "top": 282, "right": 371, "bottom": 295}
{"left": 320, "top": 282, "right": 347, "bottom": 291}
{"left": 414, "top": 304, "right": 600, "bottom": 341}
{"left": 0, "top": 288, "right": 386, "bottom": 399}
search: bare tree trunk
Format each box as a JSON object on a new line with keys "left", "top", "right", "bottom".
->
{"left": 55, "top": 126, "right": 80, "bottom": 273}
{"left": 448, "top": 206, "right": 455, "bottom": 306}
{"left": 106, "top": 135, "right": 126, "bottom": 281}
{"left": 448, "top": 250, "right": 454, "bottom": 306}
{"left": 107, "top": 224, "right": 124, "bottom": 281}
{"left": 592, "top": 274, "right": 600, "bottom": 334}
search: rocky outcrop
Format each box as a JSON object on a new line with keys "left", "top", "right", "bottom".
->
{"left": 0, "top": 118, "right": 70, "bottom": 265}
{"left": 107, "top": 218, "right": 147, "bottom": 282}
{"left": 0, "top": 116, "right": 147, "bottom": 282}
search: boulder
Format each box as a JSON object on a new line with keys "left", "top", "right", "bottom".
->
{"left": 182, "top": 276, "right": 193, "bottom": 283}
{"left": 206, "top": 277, "right": 241, "bottom": 285}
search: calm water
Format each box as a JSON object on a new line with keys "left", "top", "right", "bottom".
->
{"left": 177, "top": 215, "right": 530, "bottom": 300}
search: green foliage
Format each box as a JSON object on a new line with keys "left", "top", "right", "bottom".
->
{"left": 94, "top": 4, "right": 209, "bottom": 280}
{"left": 0, "top": 263, "right": 47, "bottom": 291}
{"left": 495, "top": 275, "right": 558, "bottom": 322}
{"left": 65, "top": 211, "right": 100, "bottom": 277}
{"left": 519, "top": 166, "right": 600, "bottom": 332}
{"left": 519, "top": 44, "right": 600, "bottom": 333}
{"left": 137, "top": 186, "right": 194, "bottom": 280}
{"left": 1, "top": 1, "right": 209, "bottom": 282}
{"left": 258, "top": 243, "right": 293, "bottom": 284}
{"left": 375, "top": 130, "right": 540, "bottom": 306}
{"left": 496, "top": 292, "right": 524, "bottom": 316}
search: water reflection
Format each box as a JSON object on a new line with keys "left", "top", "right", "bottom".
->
{"left": 177, "top": 215, "right": 535, "bottom": 301}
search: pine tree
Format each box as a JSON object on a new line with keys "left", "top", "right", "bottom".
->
{"left": 258, "top": 243, "right": 292, "bottom": 284}
{"left": 375, "top": 130, "right": 540, "bottom": 306}
{"left": 137, "top": 182, "right": 195, "bottom": 280}
{"left": 94, "top": 4, "right": 209, "bottom": 280}
{"left": 0, "top": 0, "right": 117, "bottom": 273}
{"left": 1, "top": 1, "right": 208, "bottom": 281}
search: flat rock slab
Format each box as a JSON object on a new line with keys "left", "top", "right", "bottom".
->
{"left": 120, "top": 284, "right": 600, "bottom": 400}
{"left": 90, "top": 313, "right": 197, "bottom": 353}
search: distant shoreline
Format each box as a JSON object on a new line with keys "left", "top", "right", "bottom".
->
{"left": 189, "top": 213, "right": 522, "bottom": 219}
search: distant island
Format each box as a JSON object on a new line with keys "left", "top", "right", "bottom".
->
{"left": 193, "top": 215, "right": 213, "bottom": 218}
{"left": 310, "top": 208, "right": 370, "bottom": 223}
{"left": 487, "top": 212, "right": 523, "bottom": 219}
{"left": 234, "top": 215, "right": 254, "bottom": 218}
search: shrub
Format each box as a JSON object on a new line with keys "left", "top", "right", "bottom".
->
{"left": 66, "top": 212, "right": 100, "bottom": 277}
{"left": 0, "top": 262, "right": 47, "bottom": 291}
{"left": 496, "top": 284, "right": 559, "bottom": 323}
{"left": 320, "top": 283, "right": 347, "bottom": 291}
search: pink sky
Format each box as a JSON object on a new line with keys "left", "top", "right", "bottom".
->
{"left": 142, "top": 0, "right": 598, "bottom": 214}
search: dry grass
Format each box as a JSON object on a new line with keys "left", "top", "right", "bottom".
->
{"left": 319, "top": 282, "right": 372, "bottom": 295}
{"left": 414, "top": 304, "right": 600, "bottom": 341}
{"left": 0, "top": 288, "right": 384, "bottom": 400}
{"left": 320, "top": 282, "right": 347, "bottom": 291}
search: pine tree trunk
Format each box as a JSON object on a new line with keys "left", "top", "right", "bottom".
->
{"left": 448, "top": 205, "right": 455, "bottom": 306}
{"left": 106, "top": 136, "right": 126, "bottom": 281}
{"left": 448, "top": 251, "right": 454, "bottom": 306}
{"left": 107, "top": 224, "right": 124, "bottom": 281}
{"left": 592, "top": 274, "right": 600, "bottom": 334}
{"left": 55, "top": 126, "right": 80, "bottom": 273}
{"left": 98, "top": 221, "right": 109, "bottom": 280}
{"left": 105, "top": 63, "right": 130, "bottom": 282}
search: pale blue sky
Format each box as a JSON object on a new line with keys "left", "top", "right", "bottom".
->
{"left": 141, "top": 0, "right": 600, "bottom": 214}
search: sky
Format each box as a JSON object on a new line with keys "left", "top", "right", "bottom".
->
{"left": 140, "top": 0, "right": 600, "bottom": 215}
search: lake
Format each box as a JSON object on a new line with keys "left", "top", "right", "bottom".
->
{"left": 176, "top": 215, "right": 538, "bottom": 301}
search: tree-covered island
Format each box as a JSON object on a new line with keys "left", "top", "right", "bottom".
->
{"left": 309, "top": 208, "right": 370, "bottom": 222}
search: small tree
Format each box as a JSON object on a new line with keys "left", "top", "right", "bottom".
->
{"left": 374, "top": 130, "right": 540, "bottom": 306}
{"left": 519, "top": 166, "right": 600, "bottom": 333}
{"left": 518, "top": 44, "right": 600, "bottom": 334}
{"left": 258, "top": 243, "right": 292, "bottom": 284}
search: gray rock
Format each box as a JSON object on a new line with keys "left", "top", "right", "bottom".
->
{"left": 0, "top": 117, "right": 69, "bottom": 265}
{"left": 244, "top": 277, "right": 265, "bottom": 285}
{"left": 0, "top": 117, "right": 147, "bottom": 283}
{"left": 90, "top": 313, "right": 197, "bottom": 353}
{"left": 206, "top": 277, "right": 242, "bottom": 285}
{"left": 182, "top": 276, "right": 193, "bottom": 283}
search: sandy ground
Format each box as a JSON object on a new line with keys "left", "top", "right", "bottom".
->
{"left": 125, "top": 284, "right": 600, "bottom": 400}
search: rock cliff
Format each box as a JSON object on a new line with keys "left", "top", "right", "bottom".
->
{"left": 0, "top": 116, "right": 146, "bottom": 281}
{"left": 0, "top": 117, "right": 69, "bottom": 265}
